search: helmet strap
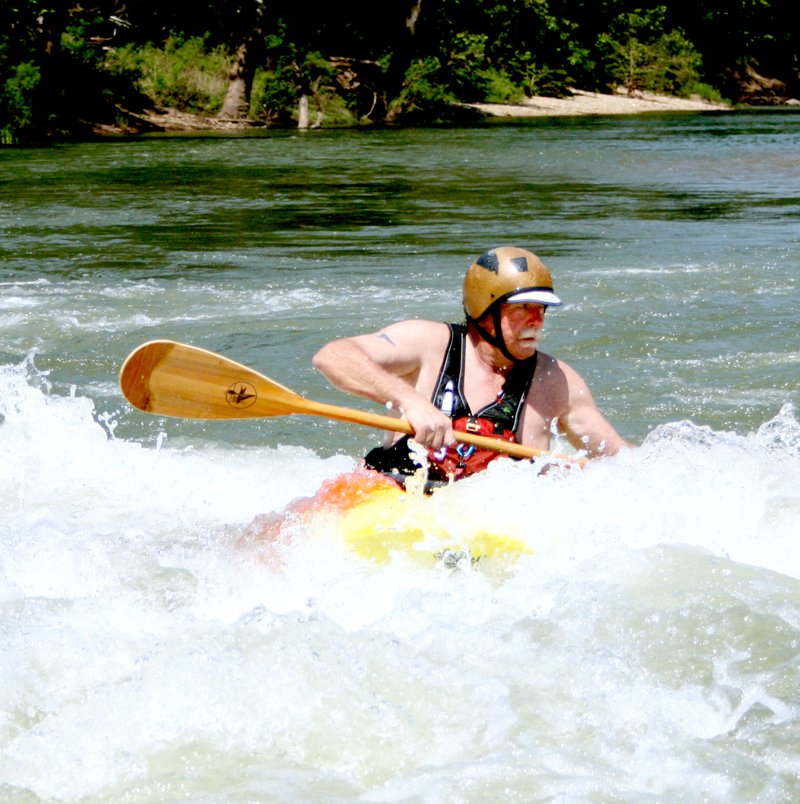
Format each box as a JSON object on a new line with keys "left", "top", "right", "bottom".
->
{"left": 467, "top": 303, "right": 518, "bottom": 363}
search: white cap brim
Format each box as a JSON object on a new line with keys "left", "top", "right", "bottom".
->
{"left": 505, "top": 288, "right": 562, "bottom": 307}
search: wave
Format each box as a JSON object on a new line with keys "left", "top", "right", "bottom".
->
{"left": 2, "top": 357, "right": 800, "bottom": 800}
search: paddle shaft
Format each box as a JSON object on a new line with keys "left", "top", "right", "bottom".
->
{"left": 278, "top": 395, "right": 551, "bottom": 461}
{"left": 120, "top": 340, "right": 587, "bottom": 465}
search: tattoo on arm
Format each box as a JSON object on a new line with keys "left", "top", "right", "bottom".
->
{"left": 375, "top": 331, "right": 395, "bottom": 346}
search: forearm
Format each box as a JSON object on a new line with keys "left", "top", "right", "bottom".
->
{"left": 562, "top": 415, "right": 633, "bottom": 458}
{"left": 585, "top": 432, "right": 634, "bottom": 458}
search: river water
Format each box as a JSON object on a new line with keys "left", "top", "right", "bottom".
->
{"left": 1, "top": 111, "right": 799, "bottom": 801}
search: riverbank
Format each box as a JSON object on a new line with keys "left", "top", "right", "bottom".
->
{"left": 463, "top": 87, "right": 733, "bottom": 117}
{"left": 109, "top": 88, "right": 734, "bottom": 135}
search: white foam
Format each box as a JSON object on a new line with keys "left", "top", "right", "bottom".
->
{"left": 2, "top": 366, "right": 799, "bottom": 800}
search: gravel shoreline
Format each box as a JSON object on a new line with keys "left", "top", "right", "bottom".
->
{"left": 465, "top": 88, "right": 732, "bottom": 117}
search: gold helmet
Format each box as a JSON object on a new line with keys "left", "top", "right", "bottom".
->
{"left": 463, "top": 246, "right": 562, "bottom": 321}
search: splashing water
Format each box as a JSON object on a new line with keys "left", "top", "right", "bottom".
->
{"left": 1, "top": 362, "right": 799, "bottom": 801}
{"left": 2, "top": 113, "right": 799, "bottom": 800}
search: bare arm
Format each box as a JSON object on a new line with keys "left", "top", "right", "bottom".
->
{"left": 557, "top": 361, "right": 634, "bottom": 457}
{"left": 312, "top": 321, "right": 456, "bottom": 449}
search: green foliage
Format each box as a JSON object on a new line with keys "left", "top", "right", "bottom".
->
{"left": 482, "top": 69, "right": 524, "bottom": 104}
{"left": 0, "top": 61, "right": 40, "bottom": 144}
{"left": 254, "top": 25, "right": 297, "bottom": 122}
{"left": 310, "top": 91, "right": 359, "bottom": 127}
{"left": 107, "top": 36, "right": 231, "bottom": 114}
{"left": 444, "top": 32, "right": 525, "bottom": 104}
{"left": 521, "top": 60, "right": 573, "bottom": 98}
{"left": 692, "top": 81, "right": 725, "bottom": 104}
{"left": 251, "top": 21, "right": 355, "bottom": 125}
{"left": 0, "top": 4, "right": 147, "bottom": 141}
{"left": 478, "top": 0, "right": 586, "bottom": 95}
{"left": 254, "top": 69, "right": 296, "bottom": 125}
{"left": 654, "top": 28, "right": 704, "bottom": 96}
{"left": 447, "top": 32, "right": 490, "bottom": 101}
{"left": 255, "top": 63, "right": 354, "bottom": 126}
{"left": 6, "top": 0, "right": 794, "bottom": 141}
{"left": 388, "top": 57, "right": 457, "bottom": 120}
{"left": 596, "top": 7, "right": 703, "bottom": 96}
{"left": 294, "top": 50, "right": 350, "bottom": 124}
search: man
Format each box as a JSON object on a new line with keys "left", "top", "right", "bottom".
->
{"left": 313, "top": 246, "right": 631, "bottom": 484}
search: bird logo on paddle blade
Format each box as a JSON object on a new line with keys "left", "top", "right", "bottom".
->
{"left": 226, "top": 381, "right": 257, "bottom": 408}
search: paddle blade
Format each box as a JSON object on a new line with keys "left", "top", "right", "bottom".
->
{"left": 119, "top": 340, "right": 305, "bottom": 420}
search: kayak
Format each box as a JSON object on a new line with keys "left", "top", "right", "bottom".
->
{"left": 246, "top": 469, "right": 531, "bottom": 565}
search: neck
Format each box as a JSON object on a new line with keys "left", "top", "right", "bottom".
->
{"left": 466, "top": 323, "right": 520, "bottom": 375}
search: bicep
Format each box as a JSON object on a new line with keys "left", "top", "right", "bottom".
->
{"left": 558, "top": 365, "right": 628, "bottom": 456}
{"left": 342, "top": 321, "right": 443, "bottom": 376}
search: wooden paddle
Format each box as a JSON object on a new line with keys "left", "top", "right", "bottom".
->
{"left": 119, "top": 339, "right": 587, "bottom": 465}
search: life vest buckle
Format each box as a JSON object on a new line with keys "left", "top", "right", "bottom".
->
{"left": 464, "top": 419, "right": 481, "bottom": 433}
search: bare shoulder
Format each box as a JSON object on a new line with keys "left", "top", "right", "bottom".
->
{"left": 530, "top": 351, "right": 572, "bottom": 406}
{"left": 345, "top": 319, "right": 450, "bottom": 372}
{"left": 374, "top": 319, "right": 450, "bottom": 343}
{"left": 528, "top": 350, "right": 601, "bottom": 426}
{"left": 535, "top": 352, "right": 590, "bottom": 396}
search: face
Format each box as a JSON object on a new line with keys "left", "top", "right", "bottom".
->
{"left": 498, "top": 303, "right": 545, "bottom": 358}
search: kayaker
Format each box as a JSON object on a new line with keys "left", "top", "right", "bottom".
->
{"left": 313, "top": 246, "right": 632, "bottom": 483}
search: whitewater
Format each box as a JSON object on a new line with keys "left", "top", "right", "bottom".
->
{"left": 2, "top": 353, "right": 799, "bottom": 800}
{"left": 2, "top": 112, "right": 799, "bottom": 800}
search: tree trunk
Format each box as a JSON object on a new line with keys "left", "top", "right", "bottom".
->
{"left": 39, "top": 5, "right": 70, "bottom": 124}
{"left": 384, "top": 0, "right": 424, "bottom": 123}
{"left": 297, "top": 94, "right": 310, "bottom": 128}
{"left": 405, "top": 0, "right": 422, "bottom": 34}
{"left": 218, "top": 37, "right": 258, "bottom": 120}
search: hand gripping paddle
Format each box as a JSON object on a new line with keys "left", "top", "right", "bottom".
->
{"left": 119, "top": 340, "right": 587, "bottom": 465}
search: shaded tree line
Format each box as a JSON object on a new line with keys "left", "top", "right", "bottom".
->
{"left": 1, "top": 0, "right": 797, "bottom": 143}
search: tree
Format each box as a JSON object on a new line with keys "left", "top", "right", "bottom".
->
{"left": 0, "top": 0, "right": 137, "bottom": 141}
{"left": 216, "top": 2, "right": 268, "bottom": 119}
{"left": 2, "top": 0, "right": 798, "bottom": 142}
{"left": 667, "top": 0, "right": 798, "bottom": 100}
{"left": 596, "top": 6, "right": 702, "bottom": 96}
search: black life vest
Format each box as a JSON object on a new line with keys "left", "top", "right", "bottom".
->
{"left": 364, "top": 323, "right": 537, "bottom": 483}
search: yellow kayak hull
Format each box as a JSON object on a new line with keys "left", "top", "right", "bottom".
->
{"left": 304, "top": 470, "right": 531, "bottom": 564}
